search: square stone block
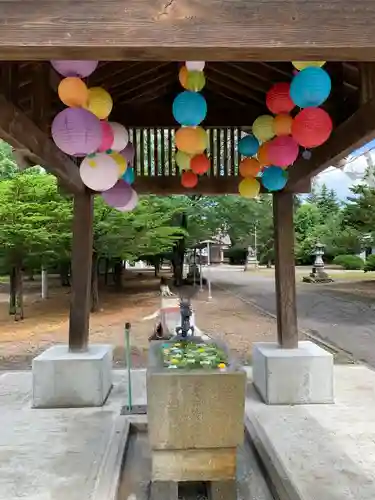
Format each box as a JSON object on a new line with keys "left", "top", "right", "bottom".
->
{"left": 32, "top": 344, "right": 113, "bottom": 408}
{"left": 252, "top": 341, "right": 334, "bottom": 405}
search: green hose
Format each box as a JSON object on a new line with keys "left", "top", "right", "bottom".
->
{"left": 125, "top": 322, "right": 132, "bottom": 411}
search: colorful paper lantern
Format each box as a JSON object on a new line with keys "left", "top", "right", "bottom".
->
{"left": 52, "top": 108, "right": 101, "bottom": 156}
{"left": 80, "top": 153, "right": 119, "bottom": 191}
{"left": 190, "top": 154, "right": 210, "bottom": 175}
{"left": 238, "top": 135, "right": 259, "bottom": 157}
{"left": 257, "top": 142, "right": 271, "bottom": 167}
{"left": 239, "top": 178, "right": 261, "bottom": 198}
{"left": 273, "top": 114, "right": 293, "bottom": 136}
{"left": 122, "top": 167, "right": 135, "bottom": 184}
{"left": 57, "top": 77, "right": 88, "bottom": 108}
{"left": 108, "top": 122, "right": 129, "bottom": 152}
{"left": 175, "top": 150, "right": 192, "bottom": 170}
{"left": 252, "top": 115, "right": 275, "bottom": 142}
{"left": 302, "top": 149, "right": 312, "bottom": 160}
{"left": 267, "top": 136, "right": 299, "bottom": 168}
{"left": 292, "top": 61, "right": 326, "bottom": 71}
{"left": 178, "top": 67, "right": 205, "bottom": 92}
{"left": 181, "top": 170, "right": 198, "bottom": 188}
{"left": 121, "top": 142, "right": 135, "bottom": 166}
{"left": 290, "top": 67, "right": 331, "bottom": 108}
{"left": 98, "top": 121, "right": 114, "bottom": 152}
{"left": 85, "top": 87, "right": 113, "bottom": 120}
{"left": 101, "top": 179, "right": 133, "bottom": 208}
{"left": 186, "top": 61, "right": 205, "bottom": 71}
{"left": 261, "top": 166, "right": 288, "bottom": 191}
{"left": 292, "top": 108, "right": 333, "bottom": 148}
{"left": 266, "top": 83, "right": 294, "bottom": 114}
{"left": 51, "top": 60, "right": 98, "bottom": 78}
{"left": 109, "top": 151, "right": 127, "bottom": 176}
{"left": 175, "top": 127, "right": 208, "bottom": 155}
{"left": 173, "top": 91, "right": 207, "bottom": 126}
{"left": 118, "top": 189, "right": 139, "bottom": 212}
{"left": 239, "top": 158, "right": 261, "bottom": 178}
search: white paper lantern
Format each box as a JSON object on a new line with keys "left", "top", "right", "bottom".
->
{"left": 108, "top": 122, "right": 129, "bottom": 152}
{"left": 80, "top": 153, "right": 119, "bottom": 191}
{"left": 186, "top": 61, "right": 205, "bottom": 71}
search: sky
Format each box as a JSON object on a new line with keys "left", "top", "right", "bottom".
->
{"left": 314, "top": 139, "right": 375, "bottom": 201}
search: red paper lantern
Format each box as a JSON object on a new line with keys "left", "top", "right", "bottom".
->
{"left": 181, "top": 170, "right": 198, "bottom": 188}
{"left": 267, "top": 136, "right": 299, "bottom": 168}
{"left": 266, "top": 83, "right": 295, "bottom": 114}
{"left": 292, "top": 108, "right": 333, "bottom": 148}
{"left": 191, "top": 154, "right": 210, "bottom": 175}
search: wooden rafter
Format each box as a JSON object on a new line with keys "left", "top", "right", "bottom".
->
{"left": 0, "top": 94, "right": 84, "bottom": 194}
{"left": 1, "top": 1, "right": 375, "bottom": 60}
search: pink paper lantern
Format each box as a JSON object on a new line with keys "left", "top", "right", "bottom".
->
{"left": 98, "top": 121, "right": 114, "bottom": 152}
{"left": 101, "top": 179, "right": 133, "bottom": 208}
{"left": 52, "top": 108, "right": 102, "bottom": 156}
{"left": 267, "top": 136, "right": 299, "bottom": 167}
{"left": 51, "top": 60, "right": 98, "bottom": 78}
{"left": 120, "top": 141, "right": 135, "bottom": 166}
{"left": 80, "top": 153, "right": 119, "bottom": 191}
{"left": 117, "top": 189, "right": 139, "bottom": 212}
{"left": 108, "top": 122, "right": 129, "bottom": 152}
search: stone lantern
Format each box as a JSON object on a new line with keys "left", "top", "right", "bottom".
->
{"left": 313, "top": 241, "right": 325, "bottom": 270}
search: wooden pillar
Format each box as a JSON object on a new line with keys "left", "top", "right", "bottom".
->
{"left": 273, "top": 191, "right": 298, "bottom": 349}
{"left": 69, "top": 190, "right": 94, "bottom": 351}
{"left": 360, "top": 62, "right": 375, "bottom": 104}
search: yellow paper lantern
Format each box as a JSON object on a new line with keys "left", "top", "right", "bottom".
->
{"left": 292, "top": 61, "right": 326, "bottom": 71}
{"left": 86, "top": 87, "right": 113, "bottom": 120}
{"left": 175, "top": 127, "right": 208, "bottom": 155}
{"left": 109, "top": 151, "right": 127, "bottom": 176}
{"left": 239, "top": 178, "right": 261, "bottom": 198}
{"left": 58, "top": 77, "right": 88, "bottom": 108}
{"left": 175, "top": 150, "right": 192, "bottom": 170}
{"left": 252, "top": 115, "right": 275, "bottom": 142}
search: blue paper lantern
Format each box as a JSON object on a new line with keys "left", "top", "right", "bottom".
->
{"left": 290, "top": 67, "right": 331, "bottom": 108}
{"left": 261, "top": 166, "right": 288, "bottom": 191}
{"left": 122, "top": 167, "right": 135, "bottom": 185}
{"left": 238, "top": 135, "right": 259, "bottom": 157}
{"left": 172, "top": 91, "right": 207, "bottom": 126}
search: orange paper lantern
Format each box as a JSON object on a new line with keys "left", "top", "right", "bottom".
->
{"left": 175, "top": 127, "right": 208, "bottom": 154}
{"left": 257, "top": 142, "right": 270, "bottom": 167}
{"left": 191, "top": 154, "right": 210, "bottom": 175}
{"left": 58, "top": 77, "right": 88, "bottom": 108}
{"left": 239, "top": 158, "right": 261, "bottom": 178}
{"left": 181, "top": 170, "right": 198, "bottom": 188}
{"left": 273, "top": 114, "right": 294, "bottom": 136}
{"left": 179, "top": 66, "right": 188, "bottom": 88}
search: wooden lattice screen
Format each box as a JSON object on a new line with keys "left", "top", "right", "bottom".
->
{"left": 129, "top": 127, "right": 244, "bottom": 179}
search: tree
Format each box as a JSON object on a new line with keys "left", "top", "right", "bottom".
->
{"left": 0, "top": 140, "right": 18, "bottom": 179}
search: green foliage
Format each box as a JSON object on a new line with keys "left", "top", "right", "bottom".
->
{"left": 364, "top": 255, "right": 375, "bottom": 272}
{"left": 333, "top": 254, "right": 364, "bottom": 270}
{"left": 0, "top": 140, "right": 18, "bottom": 179}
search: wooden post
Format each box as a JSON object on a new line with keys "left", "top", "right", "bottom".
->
{"left": 69, "top": 190, "right": 94, "bottom": 352}
{"left": 273, "top": 191, "right": 298, "bottom": 349}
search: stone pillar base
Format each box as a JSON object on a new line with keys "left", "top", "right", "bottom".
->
{"left": 32, "top": 344, "right": 113, "bottom": 408}
{"left": 253, "top": 341, "right": 334, "bottom": 405}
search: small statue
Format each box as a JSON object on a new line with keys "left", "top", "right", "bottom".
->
{"left": 175, "top": 298, "right": 194, "bottom": 338}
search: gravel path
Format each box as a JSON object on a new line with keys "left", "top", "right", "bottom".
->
{"left": 208, "top": 267, "right": 375, "bottom": 367}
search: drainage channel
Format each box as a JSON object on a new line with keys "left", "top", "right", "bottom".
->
{"left": 117, "top": 425, "right": 274, "bottom": 500}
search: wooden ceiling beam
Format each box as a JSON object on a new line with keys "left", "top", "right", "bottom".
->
{"left": 288, "top": 97, "right": 375, "bottom": 190}
{"left": 111, "top": 68, "right": 176, "bottom": 101}
{"left": 2, "top": 1, "right": 375, "bottom": 61}
{"left": 208, "top": 64, "right": 269, "bottom": 99}
{"left": 0, "top": 94, "right": 84, "bottom": 194}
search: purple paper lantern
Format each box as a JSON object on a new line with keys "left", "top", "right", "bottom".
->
{"left": 101, "top": 179, "right": 133, "bottom": 208}
{"left": 120, "top": 141, "right": 135, "bottom": 167}
{"left": 118, "top": 189, "right": 139, "bottom": 212}
{"left": 52, "top": 108, "right": 102, "bottom": 156}
{"left": 51, "top": 60, "right": 99, "bottom": 78}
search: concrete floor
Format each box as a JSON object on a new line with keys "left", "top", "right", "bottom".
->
{"left": 246, "top": 364, "right": 375, "bottom": 500}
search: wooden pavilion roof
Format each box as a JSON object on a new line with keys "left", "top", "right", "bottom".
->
{"left": 0, "top": 59, "right": 366, "bottom": 195}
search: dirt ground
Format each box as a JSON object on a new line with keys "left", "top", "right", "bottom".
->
{"left": 0, "top": 271, "right": 278, "bottom": 370}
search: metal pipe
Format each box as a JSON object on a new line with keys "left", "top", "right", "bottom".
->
{"left": 125, "top": 322, "right": 132, "bottom": 411}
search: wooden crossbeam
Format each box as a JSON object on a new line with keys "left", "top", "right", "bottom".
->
{"left": 288, "top": 98, "right": 375, "bottom": 191}
{"left": 1, "top": 1, "right": 375, "bottom": 60}
{"left": 0, "top": 94, "right": 84, "bottom": 194}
